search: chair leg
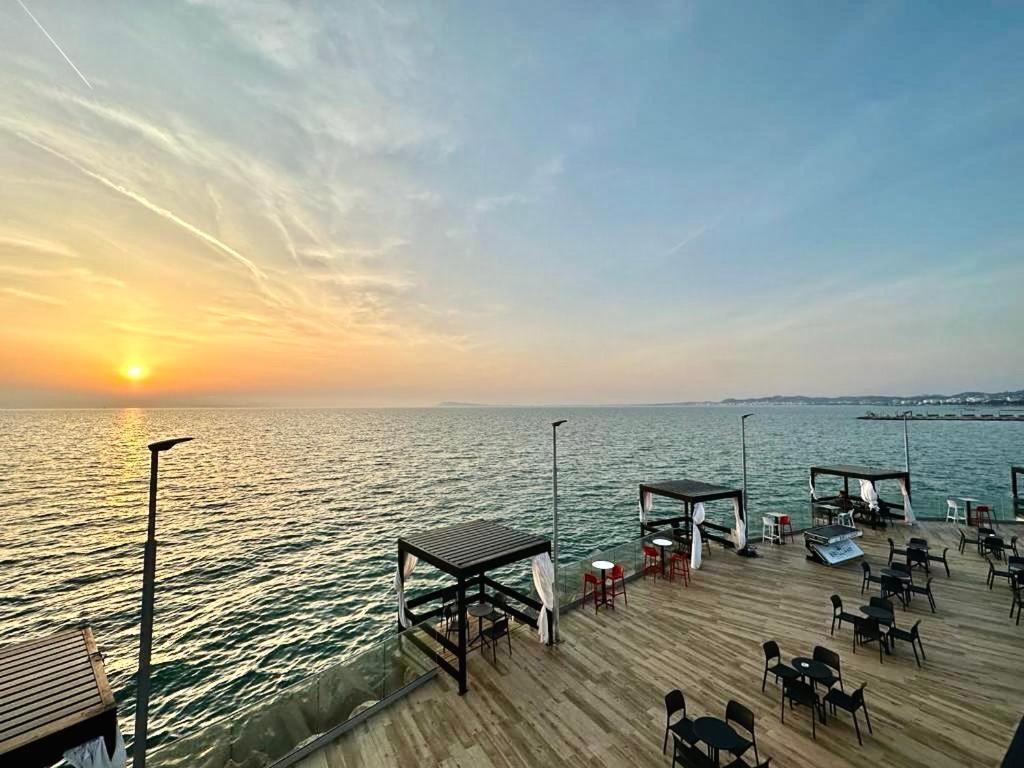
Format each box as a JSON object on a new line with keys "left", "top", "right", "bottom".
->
{"left": 852, "top": 711, "right": 863, "bottom": 746}
{"left": 862, "top": 703, "right": 873, "bottom": 733}
{"left": 762, "top": 668, "right": 768, "bottom": 693}
{"left": 780, "top": 690, "right": 785, "bottom": 723}
{"left": 917, "top": 637, "right": 926, "bottom": 662}
{"left": 663, "top": 726, "right": 669, "bottom": 755}
{"left": 831, "top": 617, "right": 836, "bottom": 635}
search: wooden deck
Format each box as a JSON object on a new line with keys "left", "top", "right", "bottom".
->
{"left": 299, "top": 523, "right": 1021, "bottom": 768}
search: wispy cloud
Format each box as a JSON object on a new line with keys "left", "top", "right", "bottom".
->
{"left": 15, "top": 0, "right": 92, "bottom": 89}
{"left": 0, "top": 286, "right": 65, "bottom": 306}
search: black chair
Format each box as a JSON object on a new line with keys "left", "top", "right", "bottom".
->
{"left": 869, "top": 595, "right": 895, "bottom": 618}
{"left": 908, "top": 537, "right": 928, "bottom": 549}
{"left": 978, "top": 527, "right": 996, "bottom": 555}
{"left": 672, "top": 739, "right": 715, "bottom": 768}
{"left": 1008, "top": 535, "right": 1020, "bottom": 557}
{"left": 908, "top": 576, "right": 937, "bottom": 613}
{"left": 987, "top": 557, "right": 1013, "bottom": 589}
{"left": 985, "top": 536, "right": 1006, "bottom": 561}
{"left": 1011, "top": 573, "right": 1023, "bottom": 626}
{"left": 907, "top": 547, "right": 929, "bottom": 574}
{"left": 442, "top": 602, "right": 463, "bottom": 645}
{"left": 861, "top": 562, "right": 882, "bottom": 594}
{"left": 854, "top": 617, "right": 886, "bottom": 663}
{"left": 761, "top": 640, "right": 799, "bottom": 692}
{"left": 479, "top": 617, "right": 512, "bottom": 663}
{"left": 824, "top": 682, "right": 873, "bottom": 746}
{"left": 959, "top": 528, "right": 979, "bottom": 554}
{"left": 927, "top": 546, "right": 951, "bottom": 577}
{"left": 664, "top": 689, "right": 698, "bottom": 754}
{"left": 887, "top": 538, "right": 907, "bottom": 565}
{"left": 812, "top": 645, "right": 844, "bottom": 692}
{"left": 880, "top": 575, "right": 909, "bottom": 608}
{"left": 725, "top": 700, "right": 759, "bottom": 766}
{"left": 780, "top": 678, "right": 821, "bottom": 739}
{"left": 830, "top": 594, "right": 861, "bottom": 636}
{"left": 888, "top": 619, "right": 925, "bottom": 667}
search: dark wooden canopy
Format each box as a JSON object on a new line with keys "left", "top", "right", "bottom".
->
{"left": 810, "top": 464, "right": 910, "bottom": 483}
{"left": 397, "top": 520, "right": 552, "bottom": 695}
{"left": 639, "top": 478, "right": 744, "bottom": 547}
{"left": 400, "top": 519, "right": 550, "bottom": 579}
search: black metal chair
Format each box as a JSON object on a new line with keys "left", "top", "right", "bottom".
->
{"left": 854, "top": 617, "right": 886, "bottom": 663}
{"left": 907, "top": 547, "right": 929, "bottom": 574}
{"left": 479, "top": 617, "right": 512, "bottom": 664}
{"left": 861, "top": 562, "right": 882, "bottom": 594}
{"left": 664, "top": 689, "right": 699, "bottom": 754}
{"left": 1008, "top": 535, "right": 1020, "bottom": 557}
{"left": 888, "top": 619, "right": 926, "bottom": 667}
{"left": 442, "top": 602, "right": 463, "bottom": 645}
{"left": 1011, "top": 572, "right": 1023, "bottom": 626}
{"left": 780, "top": 678, "right": 821, "bottom": 740}
{"left": 830, "top": 594, "right": 861, "bottom": 636}
{"left": 985, "top": 536, "right": 1007, "bottom": 561}
{"left": 887, "top": 538, "right": 906, "bottom": 565}
{"left": 908, "top": 576, "right": 937, "bottom": 613}
{"left": 880, "top": 575, "right": 909, "bottom": 608}
{"left": 978, "top": 527, "right": 996, "bottom": 555}
{"left": 987, "top": 557, "right": 1013, "bottom": 589}
{"left": 958, "top": 528, "right": 979, "bottom": 554}
{"left": 812, "top": 645, "right": 844, "bottom": 692}
{"left": 927, "top": 547, "right": 951, "bottom": 577}
{"left": 725, "top": 700, "right": 759, "bottom": 766}
{"left": 672, "top": 738, "right": 715, "bottom": 768}
{"left": 824, "top": 682, "right": 873, "bottom": 746}
{"left": 761, "top": 640, "right": 799, "bottom": 692}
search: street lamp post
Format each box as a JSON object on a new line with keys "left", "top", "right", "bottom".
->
{"left": 902, "top": 411, "right": 911, "bottom": 475}
{"left": 740, "top": 414, "right": 754, "bottom": 512}
{"left": 133, "top": 437, "right": 193, "bottom": 768}
{"left": 551, "top": 419, "right": 566, "bottom": 645}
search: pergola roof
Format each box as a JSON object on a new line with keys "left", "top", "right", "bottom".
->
{"left": 810, "top": 464, "right": 908, "bottom": 482}
{"left": 639, "top": 479, "right": 741, "bottom": 504}
{"left": 400, "top": 519, "right": 550, "bottom": 579}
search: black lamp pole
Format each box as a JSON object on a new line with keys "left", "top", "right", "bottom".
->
{"left": 551, "top": 419, "right": 566, "bottom": 644}
{"left": 133, "top": 437, "right": 192, "bottom": 768}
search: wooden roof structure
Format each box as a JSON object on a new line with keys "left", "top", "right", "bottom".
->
{"left": 398, "top": 520, "right": 552, "bottom": 695}
{"left": 0, "top": 627, "right": 118, "bottom": 766}
{"left": 400, "top": 520, "right": 551, "bottom": 579}
{"left": 638, "top": 478, "right": 744, "bottom": 545}
{"left": 810, "top": 464, "right": 910, "bottom": 483}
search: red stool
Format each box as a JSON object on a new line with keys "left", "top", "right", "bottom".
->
{"left": 582, "top": 572, "right": 600, "bottom": 610}
{"left": 642, "top": 545, "right": 660, "bottom": 579}
{"left": 669, "top": 551, "right": 690, "bottom": 586}
{"left": 779, "top": 515, "right": 795, "bottom": 543}
{"left": 607, "top": 564, "right": 627, "bottom": 605}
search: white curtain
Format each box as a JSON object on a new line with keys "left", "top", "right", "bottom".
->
{"left": 691, "top": 503, "right": 705, "bottom": 570}
{"left": 64, "top": 732, "right": 126, "bottom": 768}
{"left": 859, "top": 479, "right": 879, "bottom": 511}
{"left": 731, "top": 497, "right": 746, "bottom": 550}
{"left": 394, "top": 551, "right": 419, "bottom": 629}
{"left": 532, "top": 552, "right": 555, "bottom": 644}
{"left": 897, "top": 478, "right": 917, "bottom": 525}
{"left": 808, "top": 475, "right": 818, "bottom": 500}
{"left": 638, "top": 489, "right": 653, "bottom": 524}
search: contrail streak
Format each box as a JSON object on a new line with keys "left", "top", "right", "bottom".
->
{"left": 16, "top": 132, "right": 267, "bottom": 282}
{"left": 16, "top": 0, "right": 93, "bottom": 90}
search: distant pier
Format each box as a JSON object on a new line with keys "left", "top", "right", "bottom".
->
{"left": 858, "top": 411, "right": 1024, "bottom": 421}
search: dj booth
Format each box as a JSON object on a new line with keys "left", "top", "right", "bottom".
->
{"left": 804, "top": 524, "right": 863, "bottom": 566}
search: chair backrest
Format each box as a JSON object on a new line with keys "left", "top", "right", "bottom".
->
{"left": 852, "top": 682, "right": 867, "bottom": 710}
{"left": 665, "top": 689, "right": 686, "bottom": 718}
{"left": 584, "top": 571, "right": 599, "bottom": 584}
{"left": 725, "top": 699, "right": 755, "bottom": 735}
{"left": 892, "top": 562, "right": 911, "bottom": 575}
{"left": 909, "top": 537, "right": 927, "bottom": 547}
{"left": 923, "top": 576, "right": 933, "bottom": 592}
{"left": 977, "top": 505, "right": 990, "bottom": 513}
{"left": 870, "top": 596, "right": 893, "bottom": 613}
{"left": 909, "top": 620, "right": 921, "bottom": 639}
{"left": 1009, "top": 556, "right": 1024, "bottom": 568}
{"left": 610, "top": 564, "right": 624, "bottom": 578}
{"left": 830, "top": 594, "right": 842, "bottom": 615}
{"left": 813, "top": 645, "right": 841, "bottom": 674}
{"left": 947, "top": 498, "right": 957, "bottom": 509}
{"left": 643, "top": 545, "right": 658, "bottom": 557}
{"left": 762, "top": 640, "right": 780, "bottom": 664}
{"left": 881, "top": 575, "right": 902, "bottom": 593}
{"left": 888, "top": 537, "right": 896, "bottom": 553}
{"left": 779, "top": 515, "right": 790, "bottom": 525}
{"left": 908, "top": 548, "right": 927, "bottom": 565}
{"left": 861, "top": 561, "right": 871, "bottom": 576}
{"left": 490, "top": 617, "right": 509, "bottom": 637}
{"left": 979, "top": 526, "right": 995, "bottom": 537}
{"left": 863, "top": 616, "right": 881, "bottom": 636}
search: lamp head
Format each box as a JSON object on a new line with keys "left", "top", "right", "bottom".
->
{"left": 148, "top": 437, "right": 194, "bottom": 453}
{"left": 742, "top": 413, "right": 754, "bottom": 420}
{"left": 552, "top": 419, "right": 567, "bottom": 428}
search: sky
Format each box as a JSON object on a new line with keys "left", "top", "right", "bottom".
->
{"left": 1, "top": 1, "right": 1022, "bottom": 407}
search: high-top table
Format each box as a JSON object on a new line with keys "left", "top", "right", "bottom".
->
{"left": 0, "top": 627, "right": 119, "bottom": 767}
{"left": 592, "top": 560, "right": 615, "bottom": 609}
{"left": 651, "top": 538, "right": 673, "bottom": 575}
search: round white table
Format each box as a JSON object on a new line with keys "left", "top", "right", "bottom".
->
{"left": 592, "top": 560, "right": 614, "bottom": 609}
{"left": 652, "top": 538, "right": 673, "bottom": 575}
{"left": 958, "top": 497, "right": 979, "bottom": 525}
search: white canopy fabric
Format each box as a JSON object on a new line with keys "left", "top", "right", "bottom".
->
{"left": 64, "top": 732, "right": 126, "bottom": 768}
{"left": 639, "top": 489, "right": 653, "bottom": 524}
{"left": 808, "top": 476, "right": 818, "bottom": 500}
{"left": 691, "top": 503, "right": 706, "bottom": 570}
{"left": 859, "top": 479, "right": 879, "bottom": 511}
{"left": 897, "top": 478, "right": 917, "bottom": 525}
{"left": 731, "top": 497, "right": 745, "bottom": 549}
{"left": 532, "top": 552, "right": 555, "bottom": 644}
{"left": 394, "top": 551, "right": 419, "bottom": 629}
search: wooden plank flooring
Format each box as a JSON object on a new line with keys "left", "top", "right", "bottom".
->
{"left": 298, "top": 523, "right": 1022, "bottom": 768}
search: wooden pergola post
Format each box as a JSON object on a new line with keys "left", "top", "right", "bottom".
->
{"left": 456, "top": 576, "right": 468, "bottom": 695}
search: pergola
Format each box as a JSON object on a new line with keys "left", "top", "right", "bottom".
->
{"left": 809, "top": 464, "right": 912, "bottom": 523}
{"left": 638, "top": 479, "right": 744, "bottom": 549}
{"left": 396, "top": 519, "right": 552, "bottom": 695}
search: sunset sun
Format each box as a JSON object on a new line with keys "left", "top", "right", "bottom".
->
{"left": 121, "top": 364, "right": 149, "bottom": 382}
